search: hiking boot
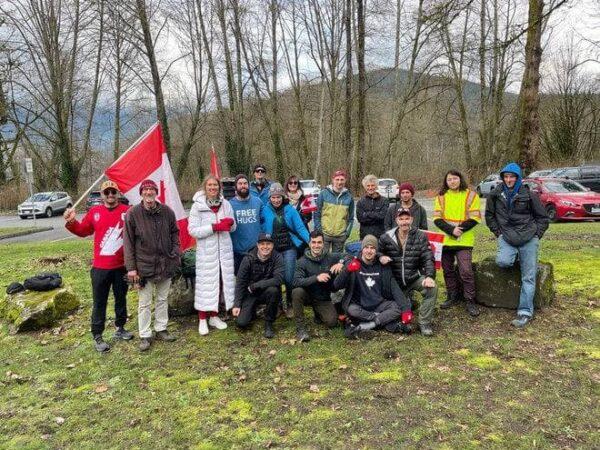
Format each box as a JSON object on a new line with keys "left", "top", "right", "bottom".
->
{"left": 264, "top": 321, "right": 275, "bottom": 339}
{"left": 155, "top": 330, "right": 176, "bottom": 342}
{"left": 296, "top": 326, "right": 310, "bottom": 343}
{"left": 113, "top": 327, "right": 134, "bottom": 341}
{"left": 208, "top": 316, "right": 227, "bottom": 330}
{"left": 466, "top": 301, "right": 480, "bottom": 317}
{"left": 139, "top": 338, "right": 151, "bottom": 352}
{"left": 93, "top": 335, "right": 110, "bottom": 353}
{"left": 419, "top": 324, "right": 434, "bottom": 337}
{"left": 440, "top": 292, "right": 460, "bottom": 309}
{"left": 511, "top": 315, "right": 531, "bottom": 328}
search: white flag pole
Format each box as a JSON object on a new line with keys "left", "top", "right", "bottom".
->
{"left": 71, "top": 123, "right": 160, "bottom": 210}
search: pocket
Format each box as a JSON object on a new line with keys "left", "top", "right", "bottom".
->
{"left": 513, "top": 199, "right": 529, "bottom": 214}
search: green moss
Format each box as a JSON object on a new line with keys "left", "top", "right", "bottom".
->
{"left": 362, "top": 368, "right": 404, "bottom": 382}
{"left": 467, "top": 354, "right": 502, "bottom": 370}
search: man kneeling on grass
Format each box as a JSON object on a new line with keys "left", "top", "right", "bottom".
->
{"left": 232, "top": 233, "right": 285, "bottom": 338}
{"left": 333, "top": 235, "right": 413, "bottom": 339}
{"left": 292, "top": 230, "right": 345, "bottom": 342}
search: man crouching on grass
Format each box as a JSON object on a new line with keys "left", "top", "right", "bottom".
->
{"left": 64, "top": 180, "right": 133, "bottom": 353}
{"left": 333, "top": 235, "right": 413, "bottom": 339}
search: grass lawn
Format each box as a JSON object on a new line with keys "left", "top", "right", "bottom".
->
{"left": 0, "top": 227, "right": 38, "bottom": 239}
{"left": 0, "top": 223, "right": 598, "bottom": 449}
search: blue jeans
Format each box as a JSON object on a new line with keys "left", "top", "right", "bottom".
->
{"left": 282, "top": 248, "right": 298, "bottom": 306}
{"left": 496, "top": 236, "right": 540, "bottom": 317}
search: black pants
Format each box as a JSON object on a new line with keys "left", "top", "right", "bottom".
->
{"left": 291, "top": 288, "right": 338, "bottom": 327}
{"left": 347, "top": 300, "right": 401, "bottom": 332}
{"left": 90, "top": 267, "right": 128, "bottom": 337}
{"left": 236, "top": 286, "right": 281, "bottom": 328}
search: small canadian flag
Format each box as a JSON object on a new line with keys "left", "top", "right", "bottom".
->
{"left": 104, "top": 123, "right": 194, "bottom": 250}
{"left": 423, "top": 230, "right": 445, "bottom": 270}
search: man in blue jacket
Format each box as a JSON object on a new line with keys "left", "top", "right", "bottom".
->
{"left": 230, "top": 174, "right": 265, "bottom": 274}
{"left": 314, "top": 169, "right": 355, "bottom": 253}
{"left": 485, "top": 162, "right": 549, "bottom": 328}
{"left": 249, "top": 163, "right": 272, "bottom": 204}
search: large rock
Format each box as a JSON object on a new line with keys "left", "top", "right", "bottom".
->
{"left": 167, "top": 275, "right": 195, "bottom": 317}
{"left": 0, "top": 287, "right": 80, "bottom": 332}
{"left": 473, "top": 257, "right": 555, "bottom": 309}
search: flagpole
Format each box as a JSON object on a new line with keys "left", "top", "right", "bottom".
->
{"left": 71, "top": 122, "right": 160, "bottom": 210}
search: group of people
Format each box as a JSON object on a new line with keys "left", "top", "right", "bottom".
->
{"left": 64, "top": 161, "right": 549, "bottom": 352}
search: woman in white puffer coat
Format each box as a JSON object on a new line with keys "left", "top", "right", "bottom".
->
{"left": 188, "top": 175, "right": 236, "bottom": 335}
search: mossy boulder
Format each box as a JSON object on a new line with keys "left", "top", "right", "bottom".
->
{"left": 473, "top": 257, "right": 555, "bottom": 309}
{"left": 0, "top": 287, "right": 80, "bottom": 332}
{"left": 168, "top": 275, "right": 195, "bottom": 317}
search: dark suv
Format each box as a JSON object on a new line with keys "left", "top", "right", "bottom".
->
{"left": 85, "top": 191, "right": 130, "bottom": 210}
{"left": 550, "top": 165, "right": 600, "bottom": 193}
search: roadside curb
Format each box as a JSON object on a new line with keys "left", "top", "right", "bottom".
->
{"left": 0, "top": 227, "right": 54, "bottom": 241}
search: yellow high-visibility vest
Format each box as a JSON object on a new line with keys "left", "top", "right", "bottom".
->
{"left": 433, "top": 189, "right": 481, "bottom": 247}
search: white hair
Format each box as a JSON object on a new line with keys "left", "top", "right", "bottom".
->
{"left": 362, "top": 174, "right": 379, "bottom": 189}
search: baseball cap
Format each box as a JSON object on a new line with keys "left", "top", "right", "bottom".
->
{"left": 257, "top": 232, "right": 274, "bottom": 243}
{"left": 100, "top": 180, "right": 119, "bottom": 193}
{"left": 396, "top": 208, "right": 412, "bottom": 217}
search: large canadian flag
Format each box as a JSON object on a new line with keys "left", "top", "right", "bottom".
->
{"left": 104, "top": 123, "right": 194, "bottom": 251}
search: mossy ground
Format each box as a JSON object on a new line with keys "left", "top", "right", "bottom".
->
{"left": 0, "top": 223, "right": 598, "bottom": 448}
{"left": 0, "top": 227, "right": 38, "bottom": 238}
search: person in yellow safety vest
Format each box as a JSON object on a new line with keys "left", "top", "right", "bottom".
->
{"left": 433, "top": 170, "right": 482, "bottom": 317}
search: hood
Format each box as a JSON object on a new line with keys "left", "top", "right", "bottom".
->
{"left": 500, "top": 162, "right": 522, "bottom": 180}
{"left": 303, "top": 248, "right": 330, "bottom": 262}
{"left": 326, "top": 185, "right": 349, "bottom": 196}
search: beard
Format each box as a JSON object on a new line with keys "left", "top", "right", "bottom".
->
{"left": 236, "top": 188, "right": 249, "bottom": 198}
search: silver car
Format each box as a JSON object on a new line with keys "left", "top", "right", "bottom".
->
{"left": 299, "top": 179, "right": 321, "bottom": 197}
{"left": 377, "top": 178, "right": 399, "bottom": 200}
{"left": 476, "top": 174, "right": 501, "bottom": 197}
{"left": 18, "top": 191, "right": 73, "bottom": 219}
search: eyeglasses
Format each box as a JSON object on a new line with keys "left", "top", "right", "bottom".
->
{"left": 288, "top": 181, "right": 298, "bottom": 185}
{"left": 255, "top": 169, "right": 266, "bottom": 173}
{"left": 103, "top": 189, "right": 118, "bottom": 195}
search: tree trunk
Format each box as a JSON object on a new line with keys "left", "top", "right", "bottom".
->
{"left": 356, "top": 0, "right": 366, "bottom": 183}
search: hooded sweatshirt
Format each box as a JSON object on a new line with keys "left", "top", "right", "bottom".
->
{"left": 314, "top": 185, "right": 355, "bottom": 237}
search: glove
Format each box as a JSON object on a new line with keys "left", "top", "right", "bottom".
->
{"left": 212, "top": 220, "right": 232, "bottom": 232}
{"left": 347, "top": 257, "right": 361, "bottom": 273}
{"left": 221, "top": 217, "right": 234, "bottom": 227}
{"left": 401, "top": 311, "right": 414, "bottom": 324}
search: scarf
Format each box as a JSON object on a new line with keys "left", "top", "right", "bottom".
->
{"left": 206, "top": 196, "right": 222, "bottom": 208}
{"left": 287, "top": 190, "right": 302, "bottom": 206}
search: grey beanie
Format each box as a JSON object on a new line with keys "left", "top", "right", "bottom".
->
{"left": 269, "top": 182, "right": 287, "bottom": 198}
{"left": 361, "top": 234, "right": 378, "bottom": 250}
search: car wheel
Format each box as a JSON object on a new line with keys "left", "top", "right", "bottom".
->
{"left": 45, "top": 207, "right": 53, "bottom": 218}
{"left": 545, "top": 204, "right": 557, "bottom": 222}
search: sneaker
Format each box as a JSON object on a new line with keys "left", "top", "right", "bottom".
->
{"left": 344, "top": 324, "right": 360, "bottom": 340}
{"left": 296, "top": 327, "right": 310, "bottom": 343}
{"left": 155, "top": 330, "right": 176, "bottom": 342}
{"left": 198, "top": 319, "right": 209, "bottom": 335}
{"left": 93, "top": 335, "right": 110, "bottom": 353}
{"left": 419, "top": 324, "right": 434, "bottom": 336}
{"left": 511, "top": 315, "right": 531, "bottom": 328}
{"left": 440, "top": 292, "right": 460, "bottom": 309}
{"left": 208, "top": 316, "right": 227, "bottom": 330}
{"left": 264, "top": 322, "right": 275, "bottom": 339}
{"left": 113, "top": 327, "right": 134, "bottom": 341}
{"left": 466, "top": 302, "right": 480, "bottom": 317}
{"left": 139, "top": 338, "right": 151, "bottom": 352}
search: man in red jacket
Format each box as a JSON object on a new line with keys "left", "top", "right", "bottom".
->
{"left": 64, "top": 180, "right": 133, "bottom": 352}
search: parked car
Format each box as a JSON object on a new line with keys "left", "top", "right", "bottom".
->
{"left": 299, "top": 179, "right": 321, "bottom": 197}
{"left": 18, "top": 191, "right": 72, "bottom": 219}
{"left": 476, "top": 173, "right": 502, "bottom": 197}
{"left": 85, "top": 191, "right": 130, "bottom": 211}
{"left": 221, "top": 177, "right": 236, "bottom": 200}
{"left": 523, "top": 177, "right": 600, "bottom": 222}
{"left": 528, "top": 169, "right": 554, "bottom": 178}
{"left": 548, "top": 165, "right": 600, "bottom": 192}
{"left": 377, "top": 178, "right": 398, "bottom": 200}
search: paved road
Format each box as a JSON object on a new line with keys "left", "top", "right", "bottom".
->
{"left": 0, "top": 196, "right": 486, "bottom": 245}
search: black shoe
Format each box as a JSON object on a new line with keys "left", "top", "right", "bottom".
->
{"left": 155, "top": 330, "right": 176, "bottom": 342}
{"left": 139, "top": 338, "right": 151, "bottom": 352}
{"left": 296, "top": 327, "right": 310, "bottom": 342}
{"left": 466, "top": 302, "right": 480, "bottom": 317}
{"left": 113, "top": 327, "right": 134, "bottom": 341}
{"left": 313, "top": 314, "right": 323, "bottom": 325}
{"left": 440, "top": 292, "right": 460, "bottom": 309}
{"left": 264, "top": 322, "right": 275, "bottom": 339}
{"left": 344, "top": 324, "right": 360, "bottom": 340}
{"left": 93, "top": 335, "right": 110, "bottom": 353}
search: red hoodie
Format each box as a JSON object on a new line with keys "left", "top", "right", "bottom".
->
{"left": 66, "top": 204, "right": 130, "bottom": 269}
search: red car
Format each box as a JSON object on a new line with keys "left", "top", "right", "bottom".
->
{"left": 523, "top": 177, "right": 600, "bottom": 222}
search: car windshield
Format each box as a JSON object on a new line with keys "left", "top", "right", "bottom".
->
{"left": 543, "top": 180, "right": 586, "bottom": 193}
{"left": 89, "top": 192, "right": 101, "bottom": 198}
{"left": 300, "top": 180, "right": 316, "bottom": 188}
{"left": 27, "top": 193, "right": 51, "bottom": 202}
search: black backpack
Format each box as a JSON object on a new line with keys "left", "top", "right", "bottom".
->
{"left": 23, "top": 273, "right": 63, "bottom": 291}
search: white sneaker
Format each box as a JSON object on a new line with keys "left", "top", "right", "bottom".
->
{"left": 198, "top": 319, "right": 209, "bottom": 335}
{"left": 208, "top": 316, "right": 228, "bottom": 330}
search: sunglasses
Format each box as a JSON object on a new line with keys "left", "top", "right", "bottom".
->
{"left": 288, "top": 181, "right": 298, "bottom": 185}
{"left": 255, "top": 169, "right": 266, "bottom": 173}
{"left": 103, "top": 189, "right": 118, "bottom": 195}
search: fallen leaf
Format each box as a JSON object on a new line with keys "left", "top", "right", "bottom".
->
{"left": 268, "top": 350, "right": 277, "bottom": 356}
{"left": 94, "top": 384, "right": 109, "bottom": 393}
{"left": 309, "top": 384, "right": 319, "bottom": 392}
{"left": 338, "top": 364, "right": 348, "bottom": 370}
{"left": 55, "top": 417, "right": 65, "bottom": 425}
{"left": 66, "top": 364, "right": 76, "bottom": 369}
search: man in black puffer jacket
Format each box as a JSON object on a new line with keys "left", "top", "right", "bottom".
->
{"left": 356, "top": 174, "right": 389, "bottom": 239}
{"left": 233, "top": 233, "right": 285, "bottom": 338}
{"left": 378, "top": 208, "right": 438, "bottom": 336}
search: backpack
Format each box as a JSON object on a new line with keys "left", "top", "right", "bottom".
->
{"left": 23, "top": 273, "right": 63, "bottom": 292}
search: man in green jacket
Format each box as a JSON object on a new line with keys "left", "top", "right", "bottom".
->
{"left": 292, "top": 230, "right": 345, "bottom": 342}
